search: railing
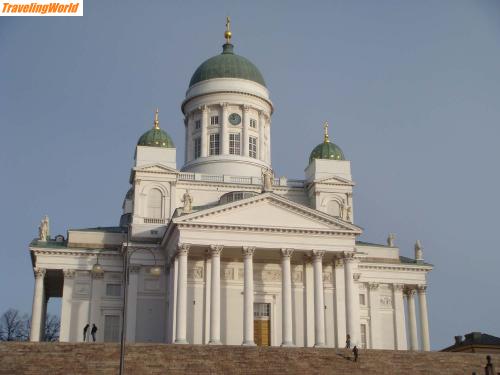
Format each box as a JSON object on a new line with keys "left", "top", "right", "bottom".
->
{"left": 143, "top": 218, "right": 169, "bottom": 224}
{"left": 177, "top": 172, "right": 305, "bottom": 188}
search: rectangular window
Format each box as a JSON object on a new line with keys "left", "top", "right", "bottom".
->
{"left": 229, "top": 133, "right": 241, "bottom": 155}
{"left": 194, "top": 137, "right": 201, "bottom": 159}
{"left": 249, "top": 136, "right": 257, "bottom": 158}
{"left": 210, "top": 116, "right": 219, "bottom": 125}
{"left": 250, "top": 118, "right": 257, "bottom": 128}
{"left": 195, "top": 120, "right": 201, "bottom": 129}
{"left": 209, "top": 133, "right": 220, "bottom": 155}
{"left": 104, "top": 315, "right": 120, "bottom": 342}
{"left": 106, "top": 284, "right": 122, "bottom": 297}
{"left": 359, "top": 294, "right": 366, "bottom": 306}
{"left": 360, "top": 324, "right": 367, "bottom": 349}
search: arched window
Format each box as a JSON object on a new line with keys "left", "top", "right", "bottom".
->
{"left": 326, "top": 200, "right": 341, "bottom": 217}
{"left": 147, "top": 188, "right": 163, "bottom": 219}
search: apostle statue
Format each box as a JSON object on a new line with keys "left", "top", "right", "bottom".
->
{"left": 387, "top": 233, "right": 396, "bottom": 247}
{"left": 38, "top": 215, "right": 49, "bottom": 242}
{"left": 261, "top": 168, "right": 274, "bottom": 192}
{"left": 414, "top": 240, "right": 423, "bottom": 262}
{"left": 182, "top": 190, "right": 193, "bottom": 214}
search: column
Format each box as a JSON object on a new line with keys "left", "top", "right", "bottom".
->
{"left": 221, "top": 103, "right": 229, "bottom": 155}
{"left": 242, "top": 105, "right": 249, "bottom": 157}
{"left": 303, "top": 256, "right": 315, "bottom": 347}
{"left": 406, "top": 288, "right": 419, "bottom": 350}
{"left": 209, "top": 244, "right": 223, "bottom": 344}
{"left": 170, "top": 257, "right": 179, "bottom": 343}
{"left": 59, "top": 269, "right": 75, "bottom": 342}
{"left": 184, "top": 117, "right": 188, "bottom": 164}
{"left": 203, "top": 251, "right": 211, "bottom": 344}
{"left": 242, "top": 246, "right": 256, "bottom": 346}
{"left": 30, "top": 268, "right": 46, "bottom": 341}
{"left": 344, "top": 252, "right": 361, "bottom": 346}
{"left": 175, "top": 243, "right": 190, "bottom": 344}
{"left": 392, "top": 284, "right": 407, "bottom": 350}
{"left": 201, "top": 105, "right": 208, "bottom": 157}
{"left": 312, "top": 250, "right": 325, "bottom": 347}
{"left": 266, "top": 119, "right": 271, "bottom": 164}
{"left": 126, "top": 265, "right": 140, "bottom": 342}
{"left": 281, "top": 248, "right": 294, "bottom": 346}
{"left": 258, "top": 111, "right": 265, "bottom": 160}
{"left": 368, "top": 283, "right": 380, "bottom": 349}
{"left": 418, "top": 285, "right": 430, "bottom": 351}
{"left": 187, "top": 114, "right": 194, "bottom": 162}
{"left": 333, "top": 258, "right": 346, "bottom": 348}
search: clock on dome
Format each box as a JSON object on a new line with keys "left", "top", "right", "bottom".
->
{"left": 228, "top": 113, "right": 241, "bottom": 125}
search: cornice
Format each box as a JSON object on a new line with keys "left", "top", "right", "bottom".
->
{"left": 29, "top": 247, "right": 121, "bottom": 258}
{"left": 358, "top": 263, "right": 432, "bottom": 272}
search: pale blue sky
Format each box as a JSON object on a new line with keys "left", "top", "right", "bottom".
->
{"left": 1, "top": 0, "right": 499, "bottom": 349}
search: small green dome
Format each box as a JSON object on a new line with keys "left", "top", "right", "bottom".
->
{"left": 189, "top": 44, "right": 266, "bottom": 88}
{"left": 309, "top": 142, "right": 345, "bottom": 164}
{"left": 137, "top": 128, "right": 175, "bottom": 148}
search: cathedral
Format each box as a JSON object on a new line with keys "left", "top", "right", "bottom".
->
{"left": 28, "top": 21, "right": 432, "bottom": 350}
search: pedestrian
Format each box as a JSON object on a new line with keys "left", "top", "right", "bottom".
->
{"left": 91, "top": 324, "right": 98, "bottom": 342}
{"left": 352, "top": 345, "right": 358, "bottom": 362}
{"left": 345, "top": 334, "right": 351, "bottom": 349}
{"left": 83, "top": 323, "right": 89, "bottom": 342}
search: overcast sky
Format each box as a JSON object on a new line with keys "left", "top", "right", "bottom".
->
{"left": 1, "top": 0, "right": 499, "bottom": 349}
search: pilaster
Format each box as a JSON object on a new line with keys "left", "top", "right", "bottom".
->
{"left": 59, "top": 269, "right": 75, "bottom": 342}
{"left": 312, "top": 250, "right": 325, "bottom": 347}
{"left": 126, "top": 264, "right": 140, "bottom": 342}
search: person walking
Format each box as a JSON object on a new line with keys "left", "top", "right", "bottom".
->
{"left": 345, "top": 334, "right": 351, "bottom": 349}
{"left": 91, "top": 324, "right": 98, "bottom": 342}
{"left": 83, "top": 324, "right": 89, "bottom": 342}
{"left": 352, "top": 345, "right": 359, "bottom": 362}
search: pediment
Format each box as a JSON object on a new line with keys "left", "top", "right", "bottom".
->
{"left": 133, "top": 163, "right": 179, "bottom": 174}
{"left": 174, "top": 193, "right": 362, "bottom": 234}
{"left": 314, "top": 175, "right": 354, "bottom": 186}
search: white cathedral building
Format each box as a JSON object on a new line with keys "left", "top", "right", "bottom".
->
{"left": 28, "top": 24, "right": 432, "bottom": 351}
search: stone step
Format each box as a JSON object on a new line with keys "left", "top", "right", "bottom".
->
{"left": 1, "top": 343, "right": 499, "bottom": 375}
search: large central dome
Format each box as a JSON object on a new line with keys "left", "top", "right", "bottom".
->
{"left": 189, "top": 43, "right": 266, "bottom": 88}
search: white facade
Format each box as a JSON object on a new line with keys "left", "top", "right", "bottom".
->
{"left": 28, "top": 34, "right": 432, "bottom": 351}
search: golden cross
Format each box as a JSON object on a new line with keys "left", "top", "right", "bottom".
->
{"left": 154, "top": 108, "right": 159, "bottom": 129}
{"left": 323, "top": 121, "right": 329, "bottom": 143}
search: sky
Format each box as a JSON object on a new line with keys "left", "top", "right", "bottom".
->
{"left": 1, "top": 0, "right": 499, "bottom": 350}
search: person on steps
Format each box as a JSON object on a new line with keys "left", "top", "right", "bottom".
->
{"left": 83, "top": 324, "right": 89, "bottom": 342}
{"left": 352, "top": 346, "right": 358, "bottom": 362}
{"left": 91, "top": 324, "right": 98, "bottom": 342}
{"left": 346, "top": 334, "right": 351, "bottom": 349}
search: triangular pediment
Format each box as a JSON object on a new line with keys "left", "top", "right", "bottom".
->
{"left": 174, "top": 193, "right": 362, "bottom": 234}
{"left": 133, "top": 163, "right": 179, "bottom": 174}
{"left": 314, "top": 176, "right": 355, "bottom": 186}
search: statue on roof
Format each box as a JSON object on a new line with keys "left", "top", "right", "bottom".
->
{"left": 38, "top": 215, "right": 49, "bottom": 242}
{"left": 261, "top": 168, "right": 274, "bottom": 192}
{"left": 182, "top": 190, "right": 193, "bottom": 214}
{"left": 387, "top": 233, "right": 396, "bottom": 247}
{"left": 415, "top": 240, "right": 423, "bottom": 262}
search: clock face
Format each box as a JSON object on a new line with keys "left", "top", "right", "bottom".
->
{"left": 228, "top": 113, "right": 241, "bottom": 125}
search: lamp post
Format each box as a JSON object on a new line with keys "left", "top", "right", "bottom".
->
{"left": 118, "top": 231, "right": 162, "bottom": 375}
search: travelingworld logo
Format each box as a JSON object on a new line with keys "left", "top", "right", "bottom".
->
{"left": 2, "top": 0, "right": 82, "bottom": 16}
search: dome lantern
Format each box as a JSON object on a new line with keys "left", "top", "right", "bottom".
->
{"left": 137, "top": 108, "right": 175, "bottom": 148}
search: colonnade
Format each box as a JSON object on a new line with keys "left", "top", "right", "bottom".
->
{"left": 405, "top": 286, "right": 431, "bottom": 351}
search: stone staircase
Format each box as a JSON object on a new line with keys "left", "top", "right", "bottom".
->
{"left": 1, "top": 343, "right": 499, "bottom": 375}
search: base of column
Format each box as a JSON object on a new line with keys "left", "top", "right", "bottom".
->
{"left": 314, "top": 343, "right": 326, "bottom": 348}
{"left": 174, "top": 339, "right": 188, "bottom": 344}
{"left": 281, "top": 342, "right": 295, "bottom": 347}
{"left": 208, "top": 340, "right": 222, "bottom": 345}
{"left": 242, "top": 341, "right": 256, "bottom": 346}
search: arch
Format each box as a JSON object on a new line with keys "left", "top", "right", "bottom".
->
{"left": 139, "top": 183, "right": 170, "bottom": 220}
{"left": 147, "top": 188, "right": 163, "bottom": 219}
{"left": 326, "top": 200, "right": 342, "bottom": 217}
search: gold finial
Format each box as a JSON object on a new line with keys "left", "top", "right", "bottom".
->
{"left": 323, "top": 121, "right": 330, "bottom": 143}
{"left": 153, "top": 108, "right": 160, "bottom": 129}
{"left": 224, "top": 16, "right": 232, "bottom": 43}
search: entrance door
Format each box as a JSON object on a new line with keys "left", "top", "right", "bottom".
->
{"left": 103, "top": 315, "right": 120, "bottom": 342}
{"left": 254, "top": 303, "right": 270, "bottom": 346}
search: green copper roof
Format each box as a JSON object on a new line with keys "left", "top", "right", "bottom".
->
{"left": 309, "top": 141, "right": 345, "bottom": 164}
{"left": 137, "top": 128, "right": 175, "bottom": 148}
{"left": 189, "top": 43, "right": 266, "bottom": 88}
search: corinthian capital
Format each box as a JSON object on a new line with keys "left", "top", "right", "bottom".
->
{"left": 210, "top": 244, "right": 224, "bottom": 256}
{"left": 242, "top": 246, "right": 255, "bottom": 257}
{"left": 33, "top": 268, "right": 46, "bottom": 279}
{"left": 312, "top": 250, "right": 325, "bottom": 260}
{"left": 368, "top": 282, "right": 379, "bottom": 290}
{"left": 343, "top": 251, "right": 356, "bottom": 262}
{"left": 281, "top": 248, "right": 294, "bottom": 258}
{"left": 417, "top": 285, "right": 427, "bottom": 293}
{"left": 63, "top": 269, "right": 76, "bottom": 279}
{"left": 177, "top": 243, "right": 190, "bottom": 256}
{"left": 404, "top": 287, "right": 417, "bottom": 297}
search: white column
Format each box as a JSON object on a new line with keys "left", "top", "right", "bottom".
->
{"left": 418, "top": 285, "right": 431, "bottom": 351}
{"left": 59, "top": 269, "right": 75, "bottom": 342}
{"left": 392, "top": 284, "right": 407, "bottom": 350}
{"left": 281, "top": 248, "right": 294, "bottom": 346}
{"left": 242, "top": 246, "right": 256, "bottom": 346}
{"left": 333, "top": 258, "right": 346, "bottom": 348}
{"left": 258, "top": 111, "right": 265, "bottom": 161}
{"left": 312, "top": 250, "right": 325, "bottom": 347}
{"left": 175, "top": 243, "right": 190, "bottom": 344}
{"left": 183, "top": 118, "right": 188, "bottom": 165}
{"left": 170, "top": 257, "right": 179, "bottom": 343}
{"left": 187, "top": 114, "right": 194, "bottom": 162}
{"left": 126, "top": 265, "right": 140, "bottom": 342}
{"left": 368, "top": 283, "right": 380, "bottom": 349}
{"left": 266, "top": 119, "right": 271, "bottom": 164}
{"left": 201, "top": 105, "right": 208, "bottom": 157}
{"left": 344, "top": 253, "right": 360, "bottom": 346}
{"left": 221, "top": 103, "right": 229, "bottom": 155}
{"left": 406, "top": 288, "right": 419, "bottom": 350}
{"left": 30, "top": 268, "right": 46, "bottom": 342}
{"left": 203, "top": 251, "right": 211, "bottom": 344}
{"left": 242, "top": 105, "right": 249, "bottom": 157}
{"left": 209, "top": 245, "right": 223, "bottom": 344}
{"left": 303, "top": 256, "right": 315, "bottom": 347}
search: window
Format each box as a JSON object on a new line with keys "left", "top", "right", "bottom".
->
{"left": 250, "top": 118, "right": 257, "bottom": 128}
{"left": 360, "top": 324, "right": 367, "bottom": 349}
{"left": 254, "top": 303, "right": 270, "bottom": 318}
{"left": 229, "top": 133, "right": 241, "bottom": 155}
{"left": 106, "top": 284, "right": 121, "bottom": 297}
{"left": 104, "top": 315, "right": 120, "bottom": 342}
{"left": 209, "top": 133, "right": 220, "bottom": 155}
{"left": 327, "top": 200, "right": 341, "bottom": 217}
{"left": 195, "top": 120, "right": 201, "bottom": 129}
{"left": 147, "top": 188, "right": 163, "bottom": 219}
{"left": 249, "top": 136, "right": 257, "bottom": 158}
{"left": 359, "top": 294, "right": 366, "bottom": 306}
{"left": 194, "top": 137, "right": 201, "bottom": 159}
{"left": 210, "top": 115, "right": 219, "bottom": 125}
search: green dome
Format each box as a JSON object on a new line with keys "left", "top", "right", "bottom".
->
{"left": 137, "top": 128, "right": 175, "bottom": 148}
{"left": 309, "top": 141, "right": 345, "bottom": 164}
{"left": 189, "top": 44, "right": 266, "bottom": 88}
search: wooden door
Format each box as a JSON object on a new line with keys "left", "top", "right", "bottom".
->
{"left": 254, "top": 303, "right": 270, "bottom": 346}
